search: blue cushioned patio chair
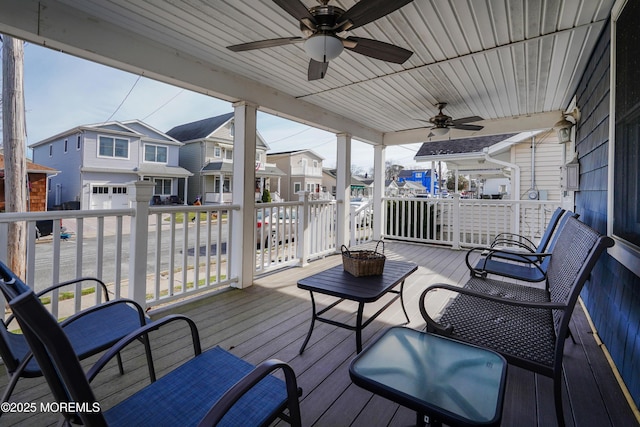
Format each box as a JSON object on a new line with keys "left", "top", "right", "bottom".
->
{"left": 488, "top": 207, "right": 565, "bottom": 260}
{"left": 0, "top": 266, "right": 302, "bottom": 427}
{"left": 465, "top": 211, "right": 578, "bottom": 282}
{"left": 0, "top": 261, "right": 155, "bottom": 407}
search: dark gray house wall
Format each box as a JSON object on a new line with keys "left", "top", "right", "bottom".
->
{"left": 574, "top": 19, "right": 640, "bottom": 408}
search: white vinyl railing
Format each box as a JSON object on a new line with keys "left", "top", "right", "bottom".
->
{"left": 383, "top": 195, "right": 562, "bottom": 249}
{"left": 0, "top": 187, "right": 561, "bottom": 320}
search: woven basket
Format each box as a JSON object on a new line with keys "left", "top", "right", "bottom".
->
{"left": 341, "top": 241, "right": 385, "bottom": 277}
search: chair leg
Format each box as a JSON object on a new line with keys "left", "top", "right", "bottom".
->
{"left": 553, "top": 373, "right": 566, "bottom": 427}
{"left": 1, "top": 373, "right": 20, "bottom": 407}
{"left": 116, "top": 352, "right": 125, "bottom": 375}
{"left": 140, "top": 333, "right": 156, "bottom": 383}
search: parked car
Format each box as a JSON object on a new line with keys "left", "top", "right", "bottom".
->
{"left": 256, "top": 207, "right": 297, "bottom": 248}
{"left": 350, "top": 200, "right": 372, "bottom": 227}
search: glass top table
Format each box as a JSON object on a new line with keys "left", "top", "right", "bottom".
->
{"left": 349, "top": 326, "right": 507, "bottom": 427}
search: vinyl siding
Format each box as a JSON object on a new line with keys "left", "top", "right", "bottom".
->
{"left": 574, "top": 19, "right": 640, "bottom": 409}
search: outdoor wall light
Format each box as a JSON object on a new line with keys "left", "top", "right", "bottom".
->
{"left": 554, "top": 107, "right": 581, "bottom": 143}
{"left": 304, "top": 34, "right": 344, "bottom": 62}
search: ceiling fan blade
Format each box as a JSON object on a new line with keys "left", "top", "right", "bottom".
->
{"left": 339, "top": 0, "right": 415, "bottom": 30}
{"left": 450, "top": 115, "right": 484, "bottom": 125}
{"left": 453, "top": 124, "right": 484, "bottom": 131}
{"left": 308, "top": 59, "right": 329, "bottom": 81}
{"left": 227, "top": 37, "right": 303, "bottom": 52}
{"left": 272, "top": 0, "right": 316, "bottom": 24}
{"left": 345, "top": 37, "right": 413, "bottom": 64}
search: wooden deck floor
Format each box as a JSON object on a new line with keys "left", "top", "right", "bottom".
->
{"left": 2, "top": 241, "right": 637, "bottom": 426}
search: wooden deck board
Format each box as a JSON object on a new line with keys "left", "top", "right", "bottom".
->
{"left": 1, "top": 242, "right": 637, "bottom": 426}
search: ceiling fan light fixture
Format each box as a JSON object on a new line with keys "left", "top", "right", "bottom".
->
{"left": 430, "top": 127, "right": 449, "bottom": 136}
{"left": 304, "top": 34, "right": 343, "bottom": 62}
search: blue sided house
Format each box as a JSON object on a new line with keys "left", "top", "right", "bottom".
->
{"left": 396, "top": 169, "right": 438, "bottom": 194}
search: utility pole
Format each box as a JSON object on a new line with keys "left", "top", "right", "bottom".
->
{"left": 2, "top": 35, "right": 27, "bottom": 277}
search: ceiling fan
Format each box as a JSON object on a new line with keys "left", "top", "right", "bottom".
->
{"left": 421, "top": 102, "right": 484, "bottom": 137}
{"left": 226, "top": 0, "right": 415, "bottom": 81}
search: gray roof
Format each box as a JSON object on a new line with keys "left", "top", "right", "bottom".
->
{"left": 415, "top": 134, "right": 518, "bottom": 157}
{"left": 136, "top": 163, "right": 193, "bottom": 177}
{"left": 166, "top": 112, "right": 234, "bottom": 141}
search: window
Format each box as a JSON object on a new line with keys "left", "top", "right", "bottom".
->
{"left": 49, "top": 145, "right": 53, "bottom": 157}
{"left": 214, "top": 147, "right": 221, "bottom": 158}
{"left": 92, "top": 186, "right": 109, "bottom": 194}
{"left": 77, "top": 135, "right": 81, "bottom": 150}
{"left": 64, "top": 139, "right": 68, "bottom": 153}
{"left": 294, "top": 182, "right": 302, "bottom": 193}
{"left": 225, "top": 149, "right": 233, "bottom": 160}
{"left": 154, "top": 179, "right": 172, "bottom": 195}
{"left": 214, "top": 177, "right": 231, "bottom": 193}
{"left": 144, "top": 144, "right": 168, "bottom": 163}
{"left": 609, "top": 0, "right": 640, "bottom": 276}
{"left": 98, "top": 136, "right": 129, "bottom": 159}
{"left": 113, "top": 187, "right": 127, "bottom": 194}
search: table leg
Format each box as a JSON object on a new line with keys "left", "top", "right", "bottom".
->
{"left": 299, "top": 291, "right": 317, "bottom": 354}
{"left": 356, "top": 302, "right": 365, "bottom": 353}
{"left": 399, "top": 280, "right": 410, "bottom": 324}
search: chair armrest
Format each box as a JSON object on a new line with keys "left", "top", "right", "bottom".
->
{"left": 5, "top": 277, "right": 112, "bottom": 325}
{"left": 491, "top": 233, "right": 537, "bottom": 251}
{"left": 35, "top": 277, "right": 110, "bottom": 301}
{"left": 466, "top": 246, "right": 550, "bottom": 275}
{"left": 59, "top": 298, "right": 148, "bottom": 329}
{"left": 197, "top": 359, "right": 302, "bottom": 427}
{"left": 419, "top": 284, "right": 567, "bottom": 334}
{"left": 86, "top": 314, "right": 201, "bottom": 383}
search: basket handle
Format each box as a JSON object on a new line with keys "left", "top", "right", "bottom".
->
{"left": 375, "top": 240, "right": 385, "bottom": 254}
{"left": 341, "top": 245, "right": 350, "bottom": 257}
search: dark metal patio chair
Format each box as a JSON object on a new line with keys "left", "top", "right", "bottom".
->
{"left": 0, "top": 267, "right": 302, "bottom": 427}
{"left": 488, "top": 206, "right": 565, "bottom": 258}
{"left": 465, "top": 211, "right": 578, "bottom": 282}
{"left": 0, "top": 261, "right": 155, "bottom": 407}
{"left": 420, "top": 216, "right": 614, "bottom": 427}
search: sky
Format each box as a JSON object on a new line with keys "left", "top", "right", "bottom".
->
{"left": 10, "top": 42, "right": 425, "bottom": 173}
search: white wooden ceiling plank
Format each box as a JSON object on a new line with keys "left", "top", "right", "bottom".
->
{"left": 534, "top": 36, "right": 555, "bottom": 112}
{"left": 450, "top": 0, "right": 484, "bottom": 53}
{"left": 542, "top": 33, "right": 571, "bottom": 111}
{"left": 540, "top": 0, "right": 562, "bottom": 34}
{"left": 525, "top": 0, "right": 544, "bottom": 39}
{"left": 506, "top": 0, "right": 526, "bottom": 41}
{"left": 496, "top": 48, "right": 522, "bottom": 116}
{"left": 524, "top": 40, "right": 541, "bottom": 113}
{"left": 432, "top": 0, "right": 473, "bottom": 56}
{"left": 486, "top": 0, "right": 511, "bottom": 46}
{"left": 468, "top": 0, "right": 499, "bottom": 50}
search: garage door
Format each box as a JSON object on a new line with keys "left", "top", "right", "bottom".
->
{"left": 90, "top": 185, "right": 129, "bottom": 209}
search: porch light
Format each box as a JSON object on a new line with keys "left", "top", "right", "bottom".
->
{"left": 553, "top": 107, "right": 581, "bottom": 144}
{"left": 430, "top": 127, "right": 449, "bottom": 137}
{"left": 554, "top": 116, "right": 573, "bottom": 143}
{"left": 304, "top": 34, "right": 344, "bottom": 62}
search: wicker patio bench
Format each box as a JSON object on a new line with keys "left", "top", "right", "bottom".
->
{"left": 419, "top": 217, "right": 614, "bottom": 427}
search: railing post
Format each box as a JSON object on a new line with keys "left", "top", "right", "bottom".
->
{"left": 128, "top": 181, "right": 153, "bottom": 307}
{"left": 452, "top": 193, "right": 461, "bottom": 250}
{"left": 298, "top": 192, "right": 310, "bottom": 267}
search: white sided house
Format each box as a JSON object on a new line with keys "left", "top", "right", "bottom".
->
{"left": 267, "top": 150, "right": 324, "bottom": 201}
{"left": 414, "top": 131, "right": 575, "bottom": 206}
{"left": 31, "top": 120, "right": 192, "bottom": 210}
{"left": 167, "top": 113, "right": 285, "bottom": 204}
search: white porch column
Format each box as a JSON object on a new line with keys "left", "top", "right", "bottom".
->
{"left": 373, "top": 144, "right": 386, "bottom": 240}
{"left": 127, "top": 180, "right": 153, "bottom": 307}
{"left": 430, "top": 162, "right": 435, "bottom": 194}
{"left": 336, "top": 133, "right": 351, "bottom": 248}
{"left": 218, "top": 172, "right": 224, "bottom": 202}
{"left": 231, "top": 101, "right": 258, "bottom": 288}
